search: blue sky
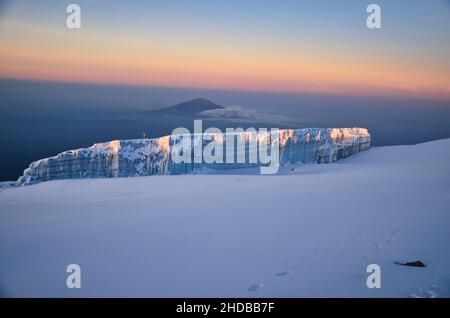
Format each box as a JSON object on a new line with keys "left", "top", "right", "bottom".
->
{"left": 1, "top": 0, "right": 449, "bottom": 98}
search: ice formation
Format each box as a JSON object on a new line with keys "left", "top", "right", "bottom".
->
{"left": 17, "top": 128, "right": 370, "bottom": 185}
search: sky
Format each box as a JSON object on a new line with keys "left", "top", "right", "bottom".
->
{"left": 0, "top": 0, "right": 449, "bottom": 99}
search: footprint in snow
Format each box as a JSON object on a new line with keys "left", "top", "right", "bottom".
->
{"left": 284, "top": 261, "right": 295, "bottom": 268}
{"left": 382, "top": 235, "right": 394, "bottom": 243}
{"left": 408, "top": 279, "right": 450, "bottom": 298}
{"left": 248, "top": 283, "right": 263, "bottom": 292}
{"left": 335, "top": 240, "right": 345, "bottom": 250}
{"left": 373, "top": 243, "right": 383, "bottom": 252}
{"left": 275, "top": 270, "right": 293, "bottom": 277}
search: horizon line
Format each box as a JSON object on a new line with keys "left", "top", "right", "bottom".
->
{"left": 2, "top": 76, "right": 450, "bottom": 103}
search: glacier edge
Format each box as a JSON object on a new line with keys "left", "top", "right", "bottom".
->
{"left": 17, "top": 128, "right": 370, "bottom": 186}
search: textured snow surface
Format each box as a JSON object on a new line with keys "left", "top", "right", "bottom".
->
{"left": 0, "top": 139, "right": 449, "bottom": 297}
{"left": 17, "top": 128, "right": 370, "bottom": 185}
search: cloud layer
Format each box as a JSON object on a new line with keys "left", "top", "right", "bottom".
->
{"left": 200, "top": 106, "right": 304, "bottom": 126}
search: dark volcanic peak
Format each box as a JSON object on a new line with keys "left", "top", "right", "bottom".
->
{"left": 153, "top": 98, "right": 224, "bottom": 116}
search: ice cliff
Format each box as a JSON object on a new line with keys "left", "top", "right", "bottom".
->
{"left": 17, "top": 128, "right": 370, "bottom": 185}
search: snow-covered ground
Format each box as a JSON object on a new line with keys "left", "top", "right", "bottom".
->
{"left": 0, "top": 139, "right": 449, "bottom": 297}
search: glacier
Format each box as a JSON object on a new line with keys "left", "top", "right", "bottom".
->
{"left": 2, "top": 138, "right": 450, "bottom": 297}
{"left": 16, "top": 128, "right": 370, "bottom": 186}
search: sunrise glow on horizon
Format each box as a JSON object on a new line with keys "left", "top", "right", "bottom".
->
{"left": 1, "top": 0, "right": 449, "bottom": 100}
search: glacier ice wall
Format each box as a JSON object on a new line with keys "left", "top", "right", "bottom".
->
{"left": 17, "top": 128, "right": 370, "bottom": 185}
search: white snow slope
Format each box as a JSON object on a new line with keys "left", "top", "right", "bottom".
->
{"left": 0, "top": 139, "right": 449, "bottom": 297}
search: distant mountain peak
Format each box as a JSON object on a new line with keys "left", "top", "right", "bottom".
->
{"left": 182, "top": 98, "right": 220, "bottom": 107}
{"left": 152, "top": 98, "right": 224, "bottom": 116}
